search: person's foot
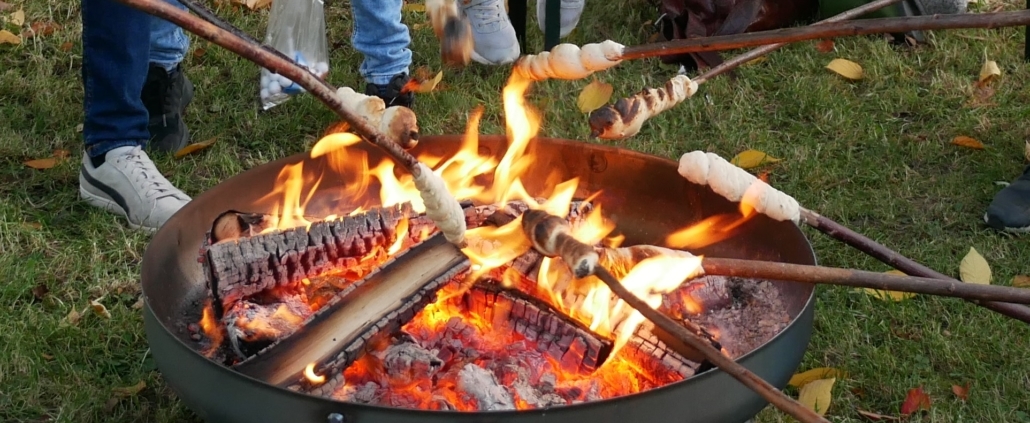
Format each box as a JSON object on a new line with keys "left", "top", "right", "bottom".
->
{"left": 459, "top": 0, "right": 520, "bottom": 65}
{"left": 536, "top": 0, "right": 585, "bottom": 39}
{"left": 365, "top": 73, "right": 415, "bottom": 109}
{"left": 984, "top": 165, "right": 1030, "bottom": 233}
{"left": 79, "top": 146, "right": 192, "bottom": 232}
{"left": 142, "top": 63, "right": 194, "bottom": 153}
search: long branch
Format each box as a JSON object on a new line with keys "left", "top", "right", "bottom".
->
{"left": 700, "top": 257, "right": 1030, "bottom": 304}
{"left": 116, "top": 0, "right": 423, "bottom": 178}
{"left": 622, "top": 9, "right": 1030, "bottom": 62}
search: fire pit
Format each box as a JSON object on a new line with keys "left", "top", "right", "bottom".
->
{"left": 142, "top": 128, "right": 818, "bottom": 422}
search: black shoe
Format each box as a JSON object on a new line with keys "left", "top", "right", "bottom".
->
{"left": 364, "top": 73, "right": 414, "bottom": 109}
{"left": 984, "top": 165, "right": 1030, "bottom": 233}
{"left": 142, "top": 63, "right": 194, "bottom": 153}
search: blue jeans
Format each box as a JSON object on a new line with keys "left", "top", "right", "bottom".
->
{"left": 81, "top": 0, "right": 189, "bottom": 158}
{"left": 352, "top": 0, "right": 411, "bottom": 85}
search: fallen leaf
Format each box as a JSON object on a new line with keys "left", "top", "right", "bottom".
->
{"left": 798, "top": 377, "right": 835, "bottom": 416}
{"left": 174, "top": 137, "right": 217, "bottom": 159}
{"left": 745, "top": 56, "right": 767, "bottom": 66}
{"left": 31, "top": 282, "right": 49, "bottom": 301}
{"left": 132, "top": 297, "right": 145, "bottom": 310}
{"left": 1013, "top": 275, "right": 1030, "bottom": 288}
{"left": 789, "top": 367, "right": 845, "bottom": 388}
{"left": 402, "top": 3, "right": 425, "bottom": 12}
{"left": 193, "top": 47, "right": 206, "bottom": 58}
{"left": 59, "top": 41, "right": 72, "bottom": 51}
{"left": 63, "top": 308, "right": 82, "bottom": 326}
{"left": 104, "top": 397, "right": 120, "bottom": 412}
{"left": 90, "top": 299, "right": 111, "bottom": 319}
{"left": 857, "top": 410, "right": 900, "bottom": 421}
{"left": 42, "top": 353, "right": 54, "bottom": 360}
{"left": 10, "top": 8, "right": 24, "bottom": 26}
{"left": 577, "top": 79, "right": 614, "bottom": 113}
{"left": 730, "top": 149, "right": 781, "bottom": 169}
{"left": 25, "top": 21, "right": 60, "bottom": 38}
{"left": 0, "top": 1, "right": 14, "bottom": 12}
{"left": 959, "top": 247, "right": 991, "bottom": 285}
{"left": 826, "top": 58, "right": 864, "bottom": 80}
{"left": 24, "top": 157, "right": 58, "bottom": 169}
{"left": 416, "top": 70, "right": 443, "bottom": 93}
{"left": 978, "top": 59, "right": 1001, "bottom": 84}
{"left": 862, "top": 270, "right": 916, "bottom": 301}
{"left": 951, "top": 383, "right": 969, "bottom": 401}
{"left": 0, "top": 29, "right": 20, "bottom": 45}
{"left": 815, "top": 39, "right": 835, "bottom": 53}
{"left": 757, "top": 170, "right": 771, "bottom": 183}
{"left": 21, "top": 221, "right": 41, "bottom": 230}
{"left": 951, "top": 135, "right": 985, "bottom": 150}
{"left": 75, "top": 123, "right": 83, "bottom": 132}
{"left": 900, "top": 386, "right": 931, "bottom": 415}
{"left": 112, "top": 380, "right": 147, "bottom": 397}
{"left": 52, "top": 149, "right": 69, "bottom": 158}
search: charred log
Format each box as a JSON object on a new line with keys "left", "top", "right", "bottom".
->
{"left": 232, "top": 233, "right": 470, "bottom": 390}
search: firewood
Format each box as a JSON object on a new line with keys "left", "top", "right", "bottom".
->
{"left": 425, "top": 0, "right": 473, "bottom": 66}
{"left": 233, "top": 233, "right": 470, "bottom": 390}
{"left": 588, "top": 75, "right": 699, "bottom": 140}
{"left": 335, "top": 87, "right": 419, "bottom": 149}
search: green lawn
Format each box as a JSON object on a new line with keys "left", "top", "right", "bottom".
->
{"left": 1, "top": 0, "right": 1029, "bottom": 422}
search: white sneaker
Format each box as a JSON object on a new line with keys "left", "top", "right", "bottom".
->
{"left": 460, "top": 0, "right": 521, "bottom": 65}
{"left": 79, "top": 146, "right": 191, "bottom": 232}
{"left": 536, "top": 0, "right": 584, "bottom": 39}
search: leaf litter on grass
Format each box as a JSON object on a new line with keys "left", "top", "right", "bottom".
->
{"left": 959, "top": 247, "right": 991, "bottom": 285}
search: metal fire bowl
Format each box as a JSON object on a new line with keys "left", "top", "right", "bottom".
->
{"left": 142, "top": 135, "right": 817, "bottom": 423}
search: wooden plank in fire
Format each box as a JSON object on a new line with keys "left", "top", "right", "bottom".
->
{"left": 232, "top": 232, "right": 471, "bottom": 388}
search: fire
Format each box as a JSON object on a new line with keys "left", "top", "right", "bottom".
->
{"left": 199, "top": 301, "right": 223, "bottom": 355}
{"left": 305, "top": 362, "right": 326, "bottom": 384}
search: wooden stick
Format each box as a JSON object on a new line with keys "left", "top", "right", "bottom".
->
{"left": 621, "top": 9, "right": 1030, "bottom": 62}
{"left": 799, "top": 209, "right": 1030, "bottom": 323}
{"left": 520, "top": 210, "right": 828, "bottom": 423}
{"left": 700, "top": 257, "right": 1030, "bottom": 304}
{"left": 116, "top": 0, "right": 424, "bottom": 178}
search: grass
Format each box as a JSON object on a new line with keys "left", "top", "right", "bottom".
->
{"left": 1, "top": 0, "right": 1029, "bottom": 422}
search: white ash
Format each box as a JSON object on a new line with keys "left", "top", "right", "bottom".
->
{"left": 373, "top": 341, "right": 442, "bottom": 385}
{"left": 334, "top": 381, "right": 380, "bottom": 404}
{"left": 458, "top": 363, "right": 516, "bottom": 411}
{"left": 511, "top": 367, "right": 566, "bottom": 408}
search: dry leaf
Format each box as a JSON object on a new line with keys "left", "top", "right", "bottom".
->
{"left": 577, "top": 79, "right": 613, "bottom": 113}
{"left": 60, "top": 41, "right": 72, "bottom": 51}
{"left": 25, "top": 21, "right": 60, "bottom": 38}
{"left": 63, "top": 308, "right": 82, "bottom": 326}
{"left": 31, "top": 282, "right": 49, "bottom": 301}
{"left": 978, "top": 59, "right": 1001, "bottom": 84}
{"left": 798, "top": 377, "right": 835, "bottom": 416}
{"left": 857, "top": 410, "right": 900, "bottom": 421}
{"left": 90, "top": 299, "right": 112, "bottom": 319}
{"left": 112, "top": 380, "right": 147, "bottom": 397}
{"left": 959, "top": 247, "right": 991, "bottom": 285}
{"left": 951, "top": 383, "right": 969, "bottom": 401}
{"left": 21, "top": 221, "right": 42, "bottom": 230}
{"left": 174, "top": 137, "right": 217, "bottom": 159}
{"left": 951, "top": 135, "right": 985, "bottom": 150}
{"left": 789, "top": 367, "right": 845, "bottom": 388}
{"left": 24, "top": 157, "right": 58, "bottom": 169}
{"left": 730, "top": 149, "right": 781, "bottom": 169}
{"left": 745, "top": 56, "right": 767, "bottom": 66}
{"left": 826, "top": 58, "right": 863, "bottom": 80}
{"left": 1013, "top": 275, "right": 1030, "bottom": 288}
{"left": 132, "top": 297, "right": 145, "bottom": 310}
{"left": 42, "top": 353, "right": 54, "bottom": 360}
{"left": 0, "top": 29, "right": 20, "bottom": 45}
{"left": 862, "top": 270, "right": 916, "bottom": 301}
{"left": 900, "top": 386, "right": 931, "bottom": 415}
{"left": 402, "top": 3, "right": 426, "bottom": 12}
{"left": 416, "top": 71, "right": 443, "bottom": 93}
{"left": 53, "top": 149, "right": 70, "bottom": 158}
{"left": 757, "top": 170, "right": 771, "bottom": 183}
{"left": 10, "top": 8, "right": 24, "bottom": 26}
{"left": 815, "top": 39, "right": 835, "bottom": 53}
{"left": 193, "top": 47, "right": 206, "bottom": 58}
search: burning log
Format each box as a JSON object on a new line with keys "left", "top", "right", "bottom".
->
{"left": 232, "top": 233, "right": 470, "bottom": 390}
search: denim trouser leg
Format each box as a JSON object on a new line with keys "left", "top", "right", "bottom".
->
{"left": 149, "top": 0, "right": 190, "bottom": 71}
{"left": 81, "top": 0, "right": 151, "bottom": 158}
{"left": 351, "top": 0, "right": 411, "bottom": 85}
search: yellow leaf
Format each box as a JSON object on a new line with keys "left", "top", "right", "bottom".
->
{"left": 577, "top": 79, "right": 613, "bottom": 113}
{"left": 112, "top": 380, "right": 147, "bottom": 397}
{"left": 951, "top": 135, "right": 985, "bottom": 150}
{"left": 402, "top": 3, "right": 426, "bottom": 12}
{"left": 745, "top": 56, "right": 767, "bottom": 66}
{"left": 10, "top": 8, "right": 24, "bottom": 26}
{"left": 789, "top": 368, "right": 845, "bottom": 388}
{"left": 0, "top": 29, "right": 20, "bottom": 45}
{"left": 826, "top": 58, "right": 863, "bottom": 80}
{"left": 1012, "top": 275, "right": 1030, "bottom": 288}
{"left": 416, "top": 71, "right": 443, "bottom": 93}
{"left": 798, "top": 377, "right": 836, "bottom": 416}
{"left": 90, "top": 299, "right": 112, "bottom": 319}
{"left": 860, "top": 270, "right": 916, "bottom": 301}
{"left": 959, "top": 247, "right": 991, "bottom": 285}
{"left": 730, "top": 149, "right": 781, "bottom": 169}
{"left": 174, "top": 137, "right": 217, "bottom": 159}
{"left": 62, "top": 308, "right": 82, "bottom": 327}
{"left": 24, "top": 157, "right": 58, "bottom": 169}
{"left": 978, "top": 59, "right": 1001, "bottom": 84}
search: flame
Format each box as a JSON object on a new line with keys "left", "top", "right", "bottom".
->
{"left": 199, "top": 301, "right": 223, "bottom": 355}
{"left": 664, "top": 180, "right": 766, "bottom": 249}
{"left": 305, "top": 362, "right": 326, "bottom": 384}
